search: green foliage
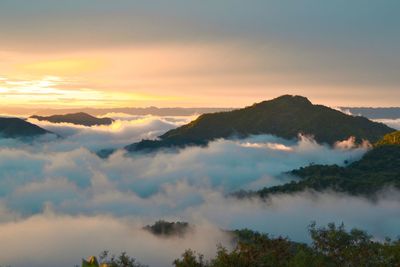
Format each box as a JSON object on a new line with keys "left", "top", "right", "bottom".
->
{"left": 79, "top": 223, "right": 400, "bottom": 267}
{"left": 173, "top": 250, "right": 207, "bottom": 267}
{"left": 173, "top": 223, "right": 400, "bottom": 267}
{"left": 82, "top": 256, "right": 100, "bottom": 267}
{"left": 126, "top": 95, "right": 394, "bottom": 152}
{"left": 308, "top": 222, "right": 400, "bottom": 266}
{"left": 97, "top": 251, "right": 147, "bottom": 267}
{"left": 375, "top": 131, "right": 400, "bottom": 146}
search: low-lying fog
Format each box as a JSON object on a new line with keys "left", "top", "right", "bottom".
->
{"left": 0, "top": 114, "right": 399, "bottom": 267}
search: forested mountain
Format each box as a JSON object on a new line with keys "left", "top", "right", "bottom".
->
{"left": 0, "top": 117, "right": 52, "bottom": 139}
{"left": 126, "top": 95, "right": 394, "bottom": 152}
{"left": 254, "top": 131, "right": 400, "bottom": 198}
{"left": 31, "top": 112, "right": 114, "bottom": 126}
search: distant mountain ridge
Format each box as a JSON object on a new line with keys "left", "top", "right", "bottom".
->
{"left": 341, "top": 107, "right": 400, "bottom": 119}
{"left": 0, "top": 117, "right": 52, "bottom": 139}
{"left": 126, "top": 95, "right": 394, "bottom": 152}
{"left": 30, "top": 112, "right": 114, "bottom": 126}
{"left": 22, "top": 107, "right": 232, "bottom": 117}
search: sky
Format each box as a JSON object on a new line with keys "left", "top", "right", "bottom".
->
{"left": 0, "top": 0, "right": 399, "bottom": 109}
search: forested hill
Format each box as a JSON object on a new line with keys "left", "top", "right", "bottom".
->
{"left": 0, "top": 117, "right": 52, "bottom": 139}
{"left": 30, "top": 112, "right": 114, "bottom": 126}
{"left": 126, "top": 95, "right": 394, "bottom": 152}
{"left": 254, "top": 131, "right": 400, "bottom": 198}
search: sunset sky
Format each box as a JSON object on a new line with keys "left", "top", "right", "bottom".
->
{"left": 0, "top": 0, "right": 399, "bottom": 108}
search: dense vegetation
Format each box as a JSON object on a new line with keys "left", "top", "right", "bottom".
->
{"left": 252, "top": 132, "right": 400, "bottom": 198}
{"left": 174, "top": 223, "right": 400, "bottom": 267}
{"left": 143, "top": 220, "right": 191, "bottom": 237}
{"left": 81, "top": 252, "right": 147, "bottom": 267}
{"left": 376, "top": 131, "right": 400, "bottom": 146}
{"left": 80, "top": 223, "right": 400, "bottom": 267}
{"left": 31, "top": 112, "right": 114, "bottom": 126}
{"left": 126, "top": 95, "right": 394, "bottom": 152}
{"left": 0, "top": 117, "right": 51, "bottom": 139}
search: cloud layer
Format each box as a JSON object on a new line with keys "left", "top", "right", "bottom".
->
{"left": 0, "top": 115, "right": 399, "bottom": 266}
{"left": 374, "top": 118, "right": 400, "bottom": 130}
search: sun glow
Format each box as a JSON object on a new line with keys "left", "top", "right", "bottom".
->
{"left": 0, "top": 76, "right": 174, "bottom": 108}
{"left": 19, "top": 58, "right": 104, "bottom": 76}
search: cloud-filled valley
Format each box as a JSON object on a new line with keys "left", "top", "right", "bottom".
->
{"left": 1, "top": 114, "right": 400, "bottom": 267}
{"left": 2, "top": 0, "right": 399, "bottom": 264}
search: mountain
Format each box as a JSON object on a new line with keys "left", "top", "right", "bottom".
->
{"left": 0, "top": 117, "right": 52, "bottom": 139}
{"left": 30, "top": 112, "right": 114, "bottom": 126}
{"left": 252, "top": 131, "right": 400, "bottom": 198}
{"left": 126, "top": 95, "right": 394, "bottom": 152}
{"left": 14, "top": 107, "right": 232, "bottom": 117}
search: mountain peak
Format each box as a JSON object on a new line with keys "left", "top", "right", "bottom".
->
{"left": 125, "top": 95, "right": 394, "bottom": 153}
{"left": 259, "top": 95, "right": 312, "bottom": 106}
{"left": 275, "top": 94, "right": 311, "bottom": 102}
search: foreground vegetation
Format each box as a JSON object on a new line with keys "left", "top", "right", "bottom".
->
{"left": 175, "top": 223, "right": 400, "bottom": 267}
{"left": 81, "top": 251, "right": 147, "bottom": 267}
{"left": 80, "top": 223, "right": 400, "bottom": 267}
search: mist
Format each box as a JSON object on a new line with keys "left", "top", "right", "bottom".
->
{"left": 374, "top": 118, "right": 400, "bottom": 131}
{"left": 0, "top": 114, "right": 399, "bottom": 266}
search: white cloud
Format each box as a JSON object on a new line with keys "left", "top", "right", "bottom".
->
{"left": 0, "top": 214, "right": 231, "bottom": 267}
{"left": 0, "top": 115, "right": 398, "bottom": 266}
{"left": 1, "top": 189, "right": 400, "bottom": 267}
{"left": 26, "top": 115, "right": 193, "bottom": 151}
{"left": 374, "top": 118, "right": 400, "bottom": 130}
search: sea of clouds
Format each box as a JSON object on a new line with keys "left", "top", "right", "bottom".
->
{"left": 374, "top": 118, "right": 400, "bottom": 130}
{"left": 0, "top": 114, "right": 399, "bottom": 267}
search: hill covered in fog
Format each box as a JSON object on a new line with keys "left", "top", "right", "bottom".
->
{"left": 252, "top": 131, "right": 400, "bottom": 198}
{"left": 31, "top": 112, "right": 114, "bottom": 127}
{"left": 126, "top": 95, "right": 394, "bottom": 152}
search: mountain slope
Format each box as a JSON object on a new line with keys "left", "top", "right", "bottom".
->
{"left": 30, "top": 112, "right": 114, "bottom": 126}
{"left": 254, "top": 131, "right": 400, "bottom": 198}
{"left": 0, "top": 117, "right": 52, "bottom": 139}
{"left": 126, "top": 95, "right": 394, "bottom": 152}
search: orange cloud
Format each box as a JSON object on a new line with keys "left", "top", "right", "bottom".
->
{"left": 19, "top": 58, "right": 105, "bottom": 76}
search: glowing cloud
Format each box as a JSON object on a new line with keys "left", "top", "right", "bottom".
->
{"left": 19, "top": 58, "right": 104, "bottom": 75}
